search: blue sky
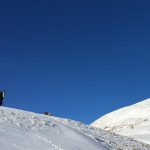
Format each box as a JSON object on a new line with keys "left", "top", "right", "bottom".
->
{"left": 1, "top": 0, "right": 150, "bottom": 124}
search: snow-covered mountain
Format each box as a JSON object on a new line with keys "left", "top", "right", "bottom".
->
{"left": 91, "top": 98, "right": 150, "bottom": 145}
{"left": 0, "top": 107, "right": 150, "bottom": 150}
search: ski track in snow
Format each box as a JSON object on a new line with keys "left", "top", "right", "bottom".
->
{"left": 37, "top": 135, "right": 64, "bottom": 150}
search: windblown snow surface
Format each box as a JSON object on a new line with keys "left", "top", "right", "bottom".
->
{"left": 0, "top": 107, "right": 150, "bottom": 150}
{"left": 91, "top": 98, "right": 150, "bottom": 146}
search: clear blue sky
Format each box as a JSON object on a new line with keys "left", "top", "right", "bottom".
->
{"left": 1, "top": 0, "right": 150, "bottom": 124}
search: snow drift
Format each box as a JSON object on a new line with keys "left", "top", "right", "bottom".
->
{"left": 0, "top": 107, "right": 150, "bottom": 150}
{"left": 91, "top": 98, "right": 150, "bottom": 145}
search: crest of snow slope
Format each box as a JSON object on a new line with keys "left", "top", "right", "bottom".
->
{"left": 91, "top": 98, "right": 150, "bottom": 145}
{"left": 0, "top": 107, "right": 150, "bottom": 150}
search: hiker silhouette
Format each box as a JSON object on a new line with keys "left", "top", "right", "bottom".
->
{"left": 0, "top": 91, "right": 5, "bottom": 106}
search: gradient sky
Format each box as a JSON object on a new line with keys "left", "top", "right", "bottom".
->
{"left": 1, "top": 0, "right": 150, "bottom": 124}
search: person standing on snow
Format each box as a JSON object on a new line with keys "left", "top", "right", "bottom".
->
{"left": 0, "top": 91, "right": 5, "bottom": 106}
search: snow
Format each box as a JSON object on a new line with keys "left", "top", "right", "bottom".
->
{"left": 0, "top": 107, "right": 150, "bottom": 150}
{"left": 0, "top": 107, "right": 105, "bottom": 150}
{"left": 91, "top": 98, "right": 150, "bottom": 145}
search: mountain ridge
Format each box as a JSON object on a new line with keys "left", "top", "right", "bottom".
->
{"left": 0, "top": 106, "right": 150, "bottom": 149}
{"left": 91, "top": 98, "right": 150, "bottom": 145}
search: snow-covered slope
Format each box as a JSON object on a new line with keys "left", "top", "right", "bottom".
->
{"left": 91, "top": 98, "right": 150, "bottom": 145}
{"left": 0, "top": 107, "right": 150, "bottom": 150}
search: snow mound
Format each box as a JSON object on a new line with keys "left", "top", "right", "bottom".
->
{"left": 0, "top": 107, "right": 150, "bottom": 150}
{"left": 91, "top": 98, "right": 150, "bottom": 145}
